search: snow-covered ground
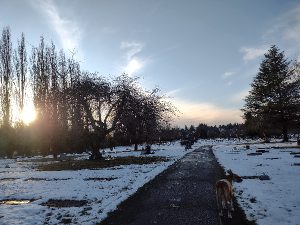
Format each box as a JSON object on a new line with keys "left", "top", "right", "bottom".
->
{"left": 1, "top": 139, "right": 299, "bottom": 225}
{"left": 0, "top": 141, "right": 201, "bottom": 225}
{"left": 213, "top": 141, "right": 300, "bottom": 225}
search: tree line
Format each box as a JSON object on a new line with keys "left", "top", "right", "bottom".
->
{"left": 1, "top": 26, "right": 298, "bottom": 159}
{"left": 0, "top": 27, "right": 176, "bottom": 159}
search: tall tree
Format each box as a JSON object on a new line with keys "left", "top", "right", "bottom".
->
{"left": 14, "top": 32, "right": 27, "bottom": 123}
{"left": 0, "top": 27, "right": 13, "bottom": 127}
{"left": 31, "top": 36, "right": 52, "bottom": 154}
{"left": 243, "top": 45, "right": 300, "bottom": 142}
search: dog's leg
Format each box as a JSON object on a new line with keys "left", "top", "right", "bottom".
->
{"left": 227, "top": 202, "right": 232, "bottom": 218}
{"left": 216, "top": 189, "right": 223, "bottom": 217}
{"left": 230, "top": 198, "right": 234, "bottom": 211}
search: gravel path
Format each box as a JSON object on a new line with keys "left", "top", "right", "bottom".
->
{"left": 99, "top": 146, "right": 255, "bottom": 225}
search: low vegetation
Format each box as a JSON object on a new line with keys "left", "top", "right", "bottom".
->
{"left": 38, "top": 156, "right": 168, "bottom": 171}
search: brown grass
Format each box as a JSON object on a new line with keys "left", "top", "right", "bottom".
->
{"left": 271, "top": 146, "right": 300, "bottom": 149}
{"left": 38, "top": 156, "right": 168, "bottom": 171}
{"left": 41, "top": 199, "right": 88, "bottom": 208}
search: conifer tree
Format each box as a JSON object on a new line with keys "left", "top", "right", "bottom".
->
{"left": 243, "top": 45, "right": 300, "bottom": 142}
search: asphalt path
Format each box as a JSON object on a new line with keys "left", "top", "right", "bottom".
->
{"left": 99, "top": 146, "right": 255, "bottom": 225}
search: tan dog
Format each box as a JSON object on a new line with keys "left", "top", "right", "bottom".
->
{"left": 216, "top": 170, "right": 242, "bottom": 218}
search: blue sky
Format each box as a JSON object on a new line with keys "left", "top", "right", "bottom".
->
{"left": 1, "top": 0, "right": 300, "bottom": 126}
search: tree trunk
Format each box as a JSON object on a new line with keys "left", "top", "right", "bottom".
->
{"left": 134, "top": 143, "right": 138, "bottom": 151}
{"left": 282, "top": 125, "right": 288, "bottom": 142}
{"left": 263, "top": 132, "right": 270, "bottom": 143}
{"left": 145, "top": 145, "right": 151, "bottom": 154}
{"left": 90, "top": 148, "right": 103, "bottom": 160}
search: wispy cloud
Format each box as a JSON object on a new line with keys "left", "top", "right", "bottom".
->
{"left": 240, "top": 46, "right": 267, "bottom": 62}
{"left": 171, "top": 99, "right": 242, "bottom": 126}
{"left": 32, "top": 0, "right": 81, "bottom": 53}
{"left": 123, "top": 58, "right": 145, "bottom": 76}
{"left": 121, "top": 41, "right": 144, "bottom": 60}
{"left": 230, "top": 89, "right": 250, "bottom": 103}
{"left": 101, "top": 27, "right": 119, "bottom": 34}
{"left": 226, "top": 81, "right": 233, "bottom": 86}
{"left": 120, "top": 41, "right": 147, "bottom": 76}
{"left": 164, "top": 88, "right": 181, "bottom": 97}
{"left": 275, "top": 5, "right": 300, "bottom": 44}
{"left": 223, "top": 71, "right": 235, "bottom": 78}
{"left": 262, "top": 4, "right": 300, "bottom": 59}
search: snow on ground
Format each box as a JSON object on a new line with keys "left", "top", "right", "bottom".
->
{"left": 2, "top": 138, "right": 298, "bottom": 225}
{"left": 213, "top": 140, "right": 300, "bottom": 225}
{"left": 0, "top": 141, "right": 200, "bottom": 225}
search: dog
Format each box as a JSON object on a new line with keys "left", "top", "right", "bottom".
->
{"left": 216, "top": 170, "right": 242, "bottom": 218}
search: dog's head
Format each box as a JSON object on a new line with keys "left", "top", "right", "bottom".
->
{"left": 227, "top": 170, "right": 243, "bottom": 183}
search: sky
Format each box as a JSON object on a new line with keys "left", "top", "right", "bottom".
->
{"left": 1, "top": 0, "right": 300, "bottom": 127}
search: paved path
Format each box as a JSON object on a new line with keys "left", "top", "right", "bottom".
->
{"left": 99, "top": 146, "right": 253, "bottom": 225}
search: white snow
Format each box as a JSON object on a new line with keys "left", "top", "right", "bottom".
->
{"left": 0, "top": 141, "right": 198, "bottom": 225}
{"left": 1, "top": 139, "right": 299, "bottom": 225}
{"left": 213, "top": 140, "right": 300, "bottom": 225}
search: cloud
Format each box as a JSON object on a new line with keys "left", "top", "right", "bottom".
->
{"left": 32, "top": 0, "right": 81, "bottom": 53}
{"left": 101, "top": 27, "right": 119, "bottom": 34}
{"left": 223, "top": 71, "right": 235, "bottom": 78}
{"left": 278, "top": 5, "right": 300, "bottom": 44}
{"left": 120, "top": 41, "right": 146, "bottom": 76}
{"left": 226, "top": 81, "right": 233, "bottom": 86}
{"left": 230, "top": 89, "right": 250, "bottom": 103}
{"left": 240, "top": 46, "right": 267, "bottom": 62}
{"left": 171, "top": 99, "right": 243, "bottom": 127}
{"left": 123, "top": 58, "right": 144, "bottom": 76}
{"left": 262, "top": 4, "right": 300, "bottom": 59}
{"left": 121, "top": 41, "right": 144, "bottom": 60}
{"left": 164, "top": 88, "right": 181, "bottom": 97}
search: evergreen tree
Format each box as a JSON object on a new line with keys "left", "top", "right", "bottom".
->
{"left": 243, "top": 45, "right": 300, "bottom": 142}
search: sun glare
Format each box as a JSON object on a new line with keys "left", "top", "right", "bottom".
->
{"left": 21, "top": 105, "right": 37, "bottom": 125}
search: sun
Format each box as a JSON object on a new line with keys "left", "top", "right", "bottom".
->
{"left": 21, "top": 105, "right": 37, "bottom": 125}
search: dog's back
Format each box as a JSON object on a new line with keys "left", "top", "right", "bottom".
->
{"left": 216, "top": 179, "right": 232, "bottom": 204}
{"left": 216, "top": 170, "right": 242, "bottom": 218}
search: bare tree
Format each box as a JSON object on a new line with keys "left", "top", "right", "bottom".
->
{"left": 115, "top": 75, "right": 176, "bottom": 151}
{"left": 0, "top": 27, "right": 13, "bottom": 127}
{"left": 14, "top": 32, "right": 27, "bottom": 122}
{"left": 73, "top": 73, "right": 119, "bottom": 159}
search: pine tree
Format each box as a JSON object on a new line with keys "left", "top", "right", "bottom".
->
{"left": 243, "top": 45, "right": 300, "bottom": 142}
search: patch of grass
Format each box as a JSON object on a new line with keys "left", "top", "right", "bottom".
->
{"left": 41, "top": 199, "right": 88, "bottom": 208}
{"left": 290, "top": 152, "right": 300, "bottom": 155}
{"left": 84, "top": 177, "right": 117, "bottom": 181}
{"left": 38, "top": 156, "right": 168, "bottom": 171}
{"left": 19, "top": 158, "right": 59, "bottom": 163}
{"left": 241, "top": 175, "right": 270, "bottom": 180}
{"left": 60, "top": 218, "right": 72, "bottom": 224}
{"left": 80, "top": 207, "right": 93, "bottom": 216}
{"left": 250, "top": 197, "right": 257, "bottom": 203}
{"left": 272, "top": 146, "right": 300, "bottom": 149}
{"left": 24, "top": 177, "right": 71, "bottom": 181}
{"left": 0, "top": 178, "right": 19, "bottom": 181}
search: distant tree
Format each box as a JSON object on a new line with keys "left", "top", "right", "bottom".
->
{"left": 243, "top": 45, "right": 300, "bottom": 142}
{"left": 195, "top": 123, "right": 208, "bottom": 139}
{"left": 159, "top": 126, "right": 181, "bottom": 142}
